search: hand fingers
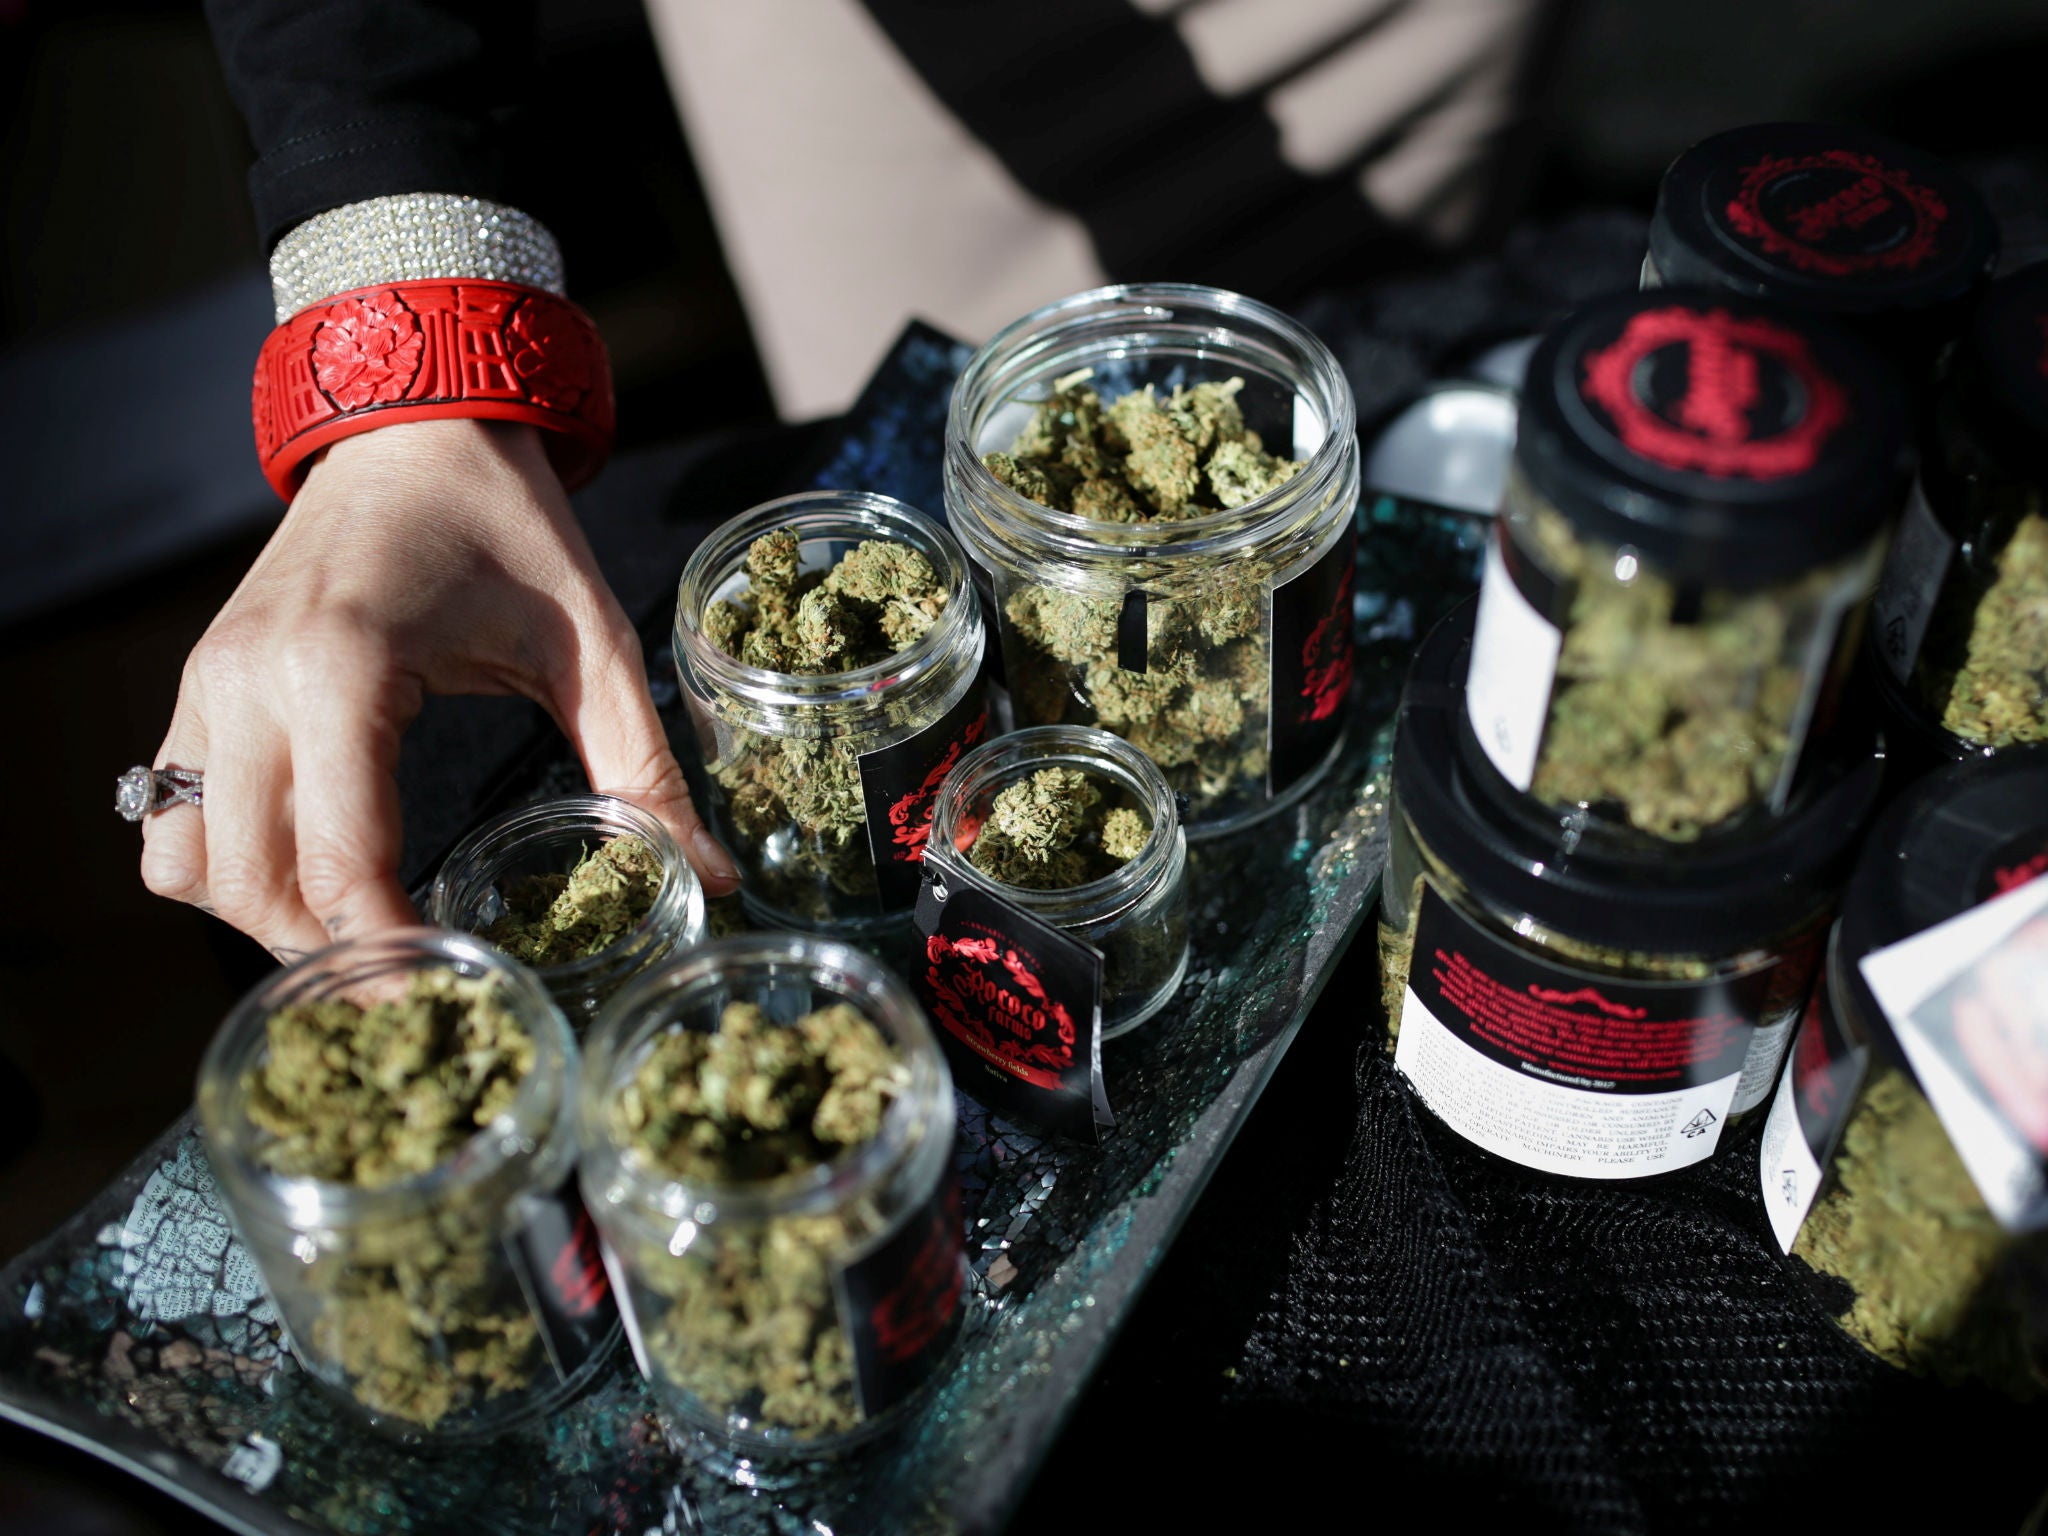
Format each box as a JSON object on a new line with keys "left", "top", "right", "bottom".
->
{"left": 552, "top": 613, "right": 741, "bottom": 894}
{"left": 139, "top": 673, "right": 213, "bottom": 912}
{"left": 281, "top": 636, "right": 422, "bottom": 943}
{"left": 201, "top": 720, "right": 333, "bottom": 961}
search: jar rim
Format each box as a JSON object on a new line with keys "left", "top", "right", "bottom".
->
{"left": 944, "top": 283, "right": 1358, "bottom": 567}
{"left": 426, "top": 794, "right": 702, "bottom": 986}
{"left": 924, "top": 724, "right": 1181, "bottom": 923}
{"left": 579, "top": 933, "right": 951, "bottom": 1224}
{"left": 196, "top": 928, "right": 575, "bottom": 1226}
{"left": 673, "top": 490, "right": 978, "bottom": 712}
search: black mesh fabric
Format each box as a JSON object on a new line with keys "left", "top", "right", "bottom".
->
{"left": 1226, "top": 1035, "right": 2047, "bottom": 1531}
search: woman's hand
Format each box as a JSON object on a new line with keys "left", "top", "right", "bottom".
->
{"left": 140, "top": 416, "right": 739, "bottom": 960}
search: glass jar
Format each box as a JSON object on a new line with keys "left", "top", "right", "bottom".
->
{"left": 197, "top": 930, "right": 609, "bottom": 1442}
{"left": 923, "top": 725, "right": 1188, "bottom": 1039}
{"left": 1643, "top": 121, "right": 1997, "bottom": 381}
{"left": 1381, "top": 598, "right": 1881, "bottom": 1181}
{"left": 1468, "top": 287, "right": 1905, "bottom": 845}
{"left": 673, "top": 491, "right": 988, "bottom": 936}
{"left": 1757, "top": 751, "right": 2048, "bottom": 1398}
{"left": 428, "top": 794, "right": 707, "bottom": 1025}
{"left": 578, "top": 934, "right": 962, "bottom": 1472}
{"left": 945, "top": 283, "right": 1360, "bottom": 837}
{"left": 1867, "top": 261, "right": 2048, "bottom": 759}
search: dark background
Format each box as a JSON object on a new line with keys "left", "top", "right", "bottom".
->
{"left": 4, "top": 1, "right": 2047, "bottom": 1530}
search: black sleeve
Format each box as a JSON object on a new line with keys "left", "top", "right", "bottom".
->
{"left": 202, "top": 0, "right": 538, "bottom": 251}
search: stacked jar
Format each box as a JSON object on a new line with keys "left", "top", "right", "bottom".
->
{"left": 945, "top": 284, "right": 1360, "bottom": 836}
{"left": 1757, "top": 751, "right": 2048, "bottom": 1398}
{"left": 1866, "top": 262, "right": 2048, "bottom": 773}
{"left": 1644, "top": 122, "right": 1998, "bottom": 392}
{"left": 672, "top": 491, "right": 990, "bottom": 937}
{"left": 1380, "top": 286, "right": 1905, "bottom": 1181}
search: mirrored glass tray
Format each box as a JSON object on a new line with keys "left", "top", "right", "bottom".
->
{"left": 0, "top": 326, "right": 1486, "bottom": 1535}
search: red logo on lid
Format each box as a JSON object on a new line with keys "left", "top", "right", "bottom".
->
{"left": 1723, "top": 150, "right": 1947, "bottom": 278}
{"left": 1580, "top": 306, "right": 1848, "bottom": 478}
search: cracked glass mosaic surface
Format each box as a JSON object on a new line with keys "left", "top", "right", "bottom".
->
{"left": 0, "top": 328, "right": 1487, "bottom": 1535}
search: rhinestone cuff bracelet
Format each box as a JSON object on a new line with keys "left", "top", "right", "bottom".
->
{"left": 269, "top": 194, "right": 566, "bottom": 323}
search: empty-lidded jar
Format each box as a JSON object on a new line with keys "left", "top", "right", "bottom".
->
{"left": 1866, "top": 261, "right": 2048, "bottom": 765}
{"left": 1644, "top": 121, "right": 1998, "bottom": 380}
{"left": 673, "top": 491, "right": 989, "bottom": 936}
{"left": 1382, "top": 599, "right": 1882, "bottom": 1182}
{"left": 1466, "top": 287, "right": 1907, "bottom": 845}
{"left": 946, "top": 284, "right": 1359, "bottom": 836}
{"left": 430, "top": 794, "right": 707, "bottom": 1025}
{"left": 1758, "top": 750, "right": 2048, "bottom": 1398}
{"left": 578, "top": 935, "right": 963, "bottom": 1473}
{"left": 197, "top": 930, "right": 615, "bottom": 1442}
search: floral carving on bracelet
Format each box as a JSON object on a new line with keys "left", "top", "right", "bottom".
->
{"left": 507, "top": 297, "right": 595, "bottom": 413}
{"left": 313, "top": 291, "right": 426, "bottom": 410}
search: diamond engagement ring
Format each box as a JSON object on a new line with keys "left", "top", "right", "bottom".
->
{"left": 115, "top": 766, "right": 204, "bottom": 822}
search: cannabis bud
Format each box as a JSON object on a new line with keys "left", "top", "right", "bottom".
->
{"left": 481, "top": 835, "right": 664, "bottom": 968}
{"left": 241, "top": 970, "right": 543, "bottom": 1427}
{"left": 614, "top": 1000, "right": 910, "bottom": 1434}
{"left": 985, "top": 371, "right": 1302, "bottom": 815}
{"left": 967, "top": 766, "right": 1148, "bottom": 891}
{"left": 1937, "top": 511, "right": 2048, "bottom": 748}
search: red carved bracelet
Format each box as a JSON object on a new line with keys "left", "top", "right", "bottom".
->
{"left": 251, "top": 280, "right": 615, "bottom": 501}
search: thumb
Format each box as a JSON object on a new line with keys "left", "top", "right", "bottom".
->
{"left": 554, "top": 615, "right": 741, "bottom": 896}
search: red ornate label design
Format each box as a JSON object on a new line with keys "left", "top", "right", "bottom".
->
{"left": 924, "top": 925, "right": 1080, "bottom": 1092}
{"left": 1297, "top": 561, "right": 1355, "bottom": 726}
{"left": 548, "top": 1206, "right": 610, "bottom": 1318}
{"left": 859, "top": 677, "right": 991, "bottom": 911}
{"left": 883, "top": 710, "right": 990, "bottom": 866}
{"left": 836, "top": 1179, "right": 965, "bottom": 1416}
{"left": 1269, "top": 528, "right": 1356, "bottom": 792}
{"left": 1579, "top": 305, "right": 1849, "bottom": 479}
{"left": 251, "top": 279, "right": 614, "bottom": 500}
{"left": 1722, "top": 149, "right": 1948, "bottom": 278}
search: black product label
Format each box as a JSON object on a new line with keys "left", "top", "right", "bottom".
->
{"left": 858, "top": 676, "right": 992, "bottom": 910}
{"left": 1393, "top": 885, "right": 1778, "bottom": 1178}
{"left": 836, "top": 1177, "right": 966, "bottom": 1419}
{"left": 1116, "top": 589, "right": 1150, "bottom": 674}
{"left": 1268, "top": 522, "right": 1357, "bottom": 792}
{"left": 1977, "top": 831, "right": 2048, "bottom": 905}
{"left": 912, "top": 871, "right": 1112, "bottom": 1142}
{"left": 504, "top": 1179, "right": 618, "bottom": 1384}
{"left": 965, "top": 554, "right": 1008, "bottom": 689}
{"left": 1712, "top": 148, "right": 1956, "bottom": 280}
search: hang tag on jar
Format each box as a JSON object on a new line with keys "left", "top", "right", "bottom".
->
{"left": 1757, "top": 988, "right": 1870, "bottom": 1253}
{"left": 912, "top": 869, "right": 1114, "bottom": 1141}
{"left": 1116, "top": 589, "right": 1149, "bottom": 674}
{"left": 835, "top": 1178, "right": 967, "bottom": 1419}
{"left": 1859, "top": 871, "right": 2048, "bottom": 1232}
{"left": 502, "top": 1178, "right": 620, "bottom": 1385}
{"left": 1269, "top": 525, "right": 1357, "bottom": 793}
{"left": 858, "top": 677, "right": 992, "bottom": 911}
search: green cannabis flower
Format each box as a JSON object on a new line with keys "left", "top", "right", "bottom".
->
{"left": 1938, "top": 511, "right": 2048, "bottom": 747}
{"left": 481, "top": 835, "right": 664, "bottom": 969}
{"left": 614, "top": 1001, "right": 911, "bottom": 1436}
{"left": 1517, "top": 498, "right": 1846, "bottom": 841}
{"left": 241, "top": 970, "right": 543, "bottom": 1428}
{"left": 986, "top": 370, "right": 1303, "bottom": 816}
{"left": 698, "top": 527, "right": 952, "bottom": 921}
{"left": 966, "top": 766, "right": 1148, "bottom": 891}
{"left": 1796, "top": 1068, "right": 2046, "bottom": 1400}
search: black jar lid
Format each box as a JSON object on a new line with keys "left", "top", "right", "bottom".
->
{"left": 1835, "top": 748, "right": 2048, "bottom": 1058}
{"left": 1518, "top": 287, "right": 1909, "bottom": 588}
{"left": 1951, "top": 260, "right": 2048, "bottom": 483}
{"left": 1648, "top": 122, "right": 1998, "bottom": 317}
{"left": 1395, "top": 597, "right": 1884, "bottom": 958}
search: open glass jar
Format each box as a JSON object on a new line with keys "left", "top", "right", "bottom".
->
{"left": 1643, "top": 121, "right": 1997, "bottom": 381}
{"left": 578, "top": 935, "right": 962, "bottom": 1472}
{"left": 1382, "top": 599, "right": 1881, "bottom": 1182}
{"left": 1758, "top": 751, "right": 2048, "bottom": 1398}
{"left": 197, "top": 930, "right": 610, "bottom": 1442}
{"left": 1867, "top": 261, "right": 2048, "bottom": 761}
{"left": 924, "top": 724, "right": 1188, "bottom": 1040}
{"left": 673, "top": 492, "right": 988, "bottom": 936}
{"left": 1467, "top": 288, "right": 1906, "bottom": 845}
{"left": 945, "top": 283, "right": 1359, "bottom": 837}
{"left": 429, "top": 794, "right": 706, "bottom": 1024}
